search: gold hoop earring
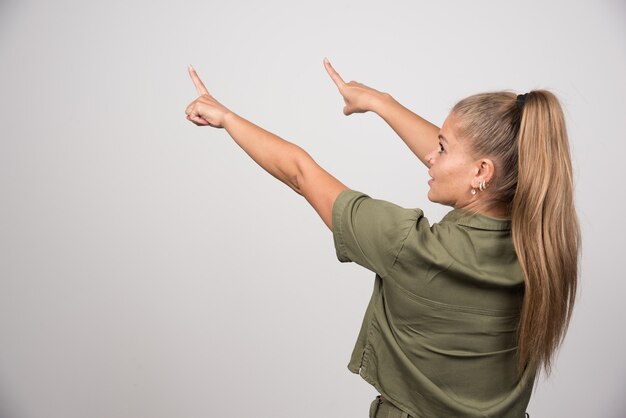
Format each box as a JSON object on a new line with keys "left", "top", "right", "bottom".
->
{"left": 479, "top": 180, "right": 486, "bottom": 192}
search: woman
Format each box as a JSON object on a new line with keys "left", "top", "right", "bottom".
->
{"left": 185, "top": 58, "right": 580, "bottom": 418}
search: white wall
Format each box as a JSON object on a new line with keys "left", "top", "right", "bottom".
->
{"left": 1, "top": 0, "right": 624, "bottom": 417}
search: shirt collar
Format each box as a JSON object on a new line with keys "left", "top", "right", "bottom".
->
{"left": 441, "top": 208, "right": 511, "bottom": 231}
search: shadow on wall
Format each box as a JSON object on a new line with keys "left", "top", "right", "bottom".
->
{"left": 0, "top": 384, "right": 22, "bottom": 418}
{"left": 0, "top": 0, "right": 17, "bottom": 19}
{"left": 0, "top": 0, "right": 20, "bottom": 41}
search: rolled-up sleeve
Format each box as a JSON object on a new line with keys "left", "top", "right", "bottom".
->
{"left": 332, "top": 189, "right": 424, "bottom": 277}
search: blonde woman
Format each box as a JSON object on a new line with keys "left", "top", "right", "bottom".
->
{"left": 185, "top": 58, "right": 580, "bottom": 418}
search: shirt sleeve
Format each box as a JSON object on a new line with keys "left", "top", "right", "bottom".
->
{"left": 332, "top": 189, "right": 424, "bottom": 277}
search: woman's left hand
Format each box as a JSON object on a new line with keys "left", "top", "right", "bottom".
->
{"left": 324, "top": 58, "right": 385, "bottom": 115}
{"left": 185, "top": 65, "right": 233, "bottom": 128}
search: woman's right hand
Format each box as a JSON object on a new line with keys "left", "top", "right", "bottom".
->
{"left": 323, "top": 58, "right": 386, "bottom": 115}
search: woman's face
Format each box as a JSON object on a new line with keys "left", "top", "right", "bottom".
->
{"left": 425, "top": 114, "right": 479, "bottom": 209}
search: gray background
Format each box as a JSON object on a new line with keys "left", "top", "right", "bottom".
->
{"left": 1, "top": 0, "right": 625, "bottom": 417}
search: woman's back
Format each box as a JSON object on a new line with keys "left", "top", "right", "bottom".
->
{"left": 333, "top": 190, "right": 535, "bottom": 417}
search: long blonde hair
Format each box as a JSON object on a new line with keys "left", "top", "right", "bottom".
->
{"left": 452, "top": 90, "right": 580, "bottom": 379}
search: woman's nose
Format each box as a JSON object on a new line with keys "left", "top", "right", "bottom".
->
{"left": 425, "top": 152, "right": 436, "bottom": 167}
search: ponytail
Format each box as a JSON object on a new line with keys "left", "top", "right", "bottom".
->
{"left": 452, "top": 90, "right": 581, "bottom": 379}
{"left": 511, "top": 91, "right": 580, "bottom": 377}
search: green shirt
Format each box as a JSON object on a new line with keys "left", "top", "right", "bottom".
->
{"left": 332, "top": 190, "right": 536, "bottom": 418}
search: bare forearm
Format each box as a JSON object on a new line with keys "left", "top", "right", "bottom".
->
{"left": 222, "top": 112, "right": 311, "bottom": 194}
{"left": 370, "top": 92, "right": 440, "bottom": 166}
{"left": 221, "top": 111, "right": 348, "bottom": 229}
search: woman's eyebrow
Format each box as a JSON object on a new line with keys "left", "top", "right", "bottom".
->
{"left": 438, "top": 134, "right": 448, "bottom": 143}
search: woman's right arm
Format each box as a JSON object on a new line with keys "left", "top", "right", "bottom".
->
{"left": 324, "top": 58, "right": 439, "bottom": 167}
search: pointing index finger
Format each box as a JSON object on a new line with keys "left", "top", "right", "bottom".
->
{"left": 323, "top": 57, "right": 345, "bottom": 89}
{"left": 188, "top": 65, "right": 210, "bottom": 95}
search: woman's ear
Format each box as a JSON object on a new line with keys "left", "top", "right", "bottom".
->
{"left": 472, "top": 158, "right": 496, "bottom": 187}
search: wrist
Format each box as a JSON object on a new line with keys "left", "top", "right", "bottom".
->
{"left": 222, "top": 110, "right": 239, "bottom": 130}
{"left": 369, "top": 91, "right": 393, "bottom": 115}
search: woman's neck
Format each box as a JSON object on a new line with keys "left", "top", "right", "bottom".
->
{"left": 456, "top": 200, "right": 510, "bottom": 220}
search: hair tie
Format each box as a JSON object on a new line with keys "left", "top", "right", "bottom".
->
{"left": 516, "top": 93, "right": 528, "bottom": 111}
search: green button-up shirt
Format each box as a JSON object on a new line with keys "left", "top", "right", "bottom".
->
{"left": 332, "top": 190, "right": 536, "bottom": 418}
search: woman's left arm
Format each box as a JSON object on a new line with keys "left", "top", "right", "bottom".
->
{"left": 185, "top": 65, "right": 348, "bottom": 230}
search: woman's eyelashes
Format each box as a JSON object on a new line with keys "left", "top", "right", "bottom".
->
{"left": 438, "top": 142, "right": 445, "bottom": 154}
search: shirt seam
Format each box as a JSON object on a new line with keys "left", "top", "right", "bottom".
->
{"left": 389, "top": 210, "right": 421, "bottom": 273}
{"left": 332, "top": 189, "right": 352, "bottom": 262}
{"left": 386, "top": 277, "right": 521, "bottom": 316}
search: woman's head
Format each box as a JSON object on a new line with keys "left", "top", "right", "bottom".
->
{"left": 436, "top": 89, "right": 580, "bottom": 380}
{"left": 425, "top": 91, "right": 523, "bottom": 215}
